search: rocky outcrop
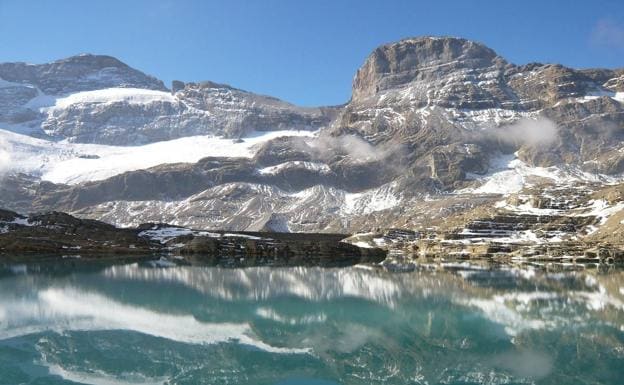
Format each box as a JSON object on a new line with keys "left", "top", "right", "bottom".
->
{"left": 374, "top": 181, "right": 624, "bottom": 263}
{"left": 0, "top": 209, "right": 153, "bottom": 256}
{"left": 0, "top": 209, "right": 385, "bottom": 266}
{"left": 352, "top": 37, "right": 508, "bottom": 105}
{"left": 173, "top": 81, "right": 336, "bottom": 139}
{"left": 429, "top": 143, "right": 489, "bottom": 188}
{"left": 178, "top": 231, "right": 386, "bottom": 267}
{"left": 0, "top": 54, "right": 167, "bottom": 94}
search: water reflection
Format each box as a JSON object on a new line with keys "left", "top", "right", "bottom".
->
{"left": 102, "top": 264, "right": 406, "bottom": 305}
{"left": 0, "top": 287, "right": 306, "bottom": 353}
{"left": 99, "top": 262, "right": 624, "bottom": 336}
{"left": 0, "top": 261, "right": 623, "bottom": 384}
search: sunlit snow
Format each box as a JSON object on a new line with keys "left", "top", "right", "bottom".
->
{"left": 52, "top": 88, "right": 175, "bottom": 108}
{"left": 460, "top": 154, "right": 621, "bottom": 195}
{"left": 0, "top": 128, "right": 318, "bottom": 185}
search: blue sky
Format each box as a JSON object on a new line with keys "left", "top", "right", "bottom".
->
{"left": 0, "top": 0, "right": 623, "bottom": 106}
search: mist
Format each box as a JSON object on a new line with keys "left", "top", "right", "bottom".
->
{"left": 485, "top": 117, "right": 559, "bottom": 148}
{"left": 304, "top": 134, "right": 404, "bottom": 163}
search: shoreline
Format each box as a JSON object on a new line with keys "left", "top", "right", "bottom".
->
{"left": 3, "top": 208, "right": 624, "bottom": 268}
{"left": 0, "top": 209, "right": 386, "bottom": 267}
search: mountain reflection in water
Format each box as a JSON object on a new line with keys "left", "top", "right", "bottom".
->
{"left": 0, "top": 261, "right": 623, "bottom": 384}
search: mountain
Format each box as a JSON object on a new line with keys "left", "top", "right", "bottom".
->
{"left": 0, "top": 54, "right": 333, "bottom": 144}
{"left": 335, "top": 37, "right": 624, "bottom": 184}
{"left": 1, "top": 37, "right": 624, "bottom": 254}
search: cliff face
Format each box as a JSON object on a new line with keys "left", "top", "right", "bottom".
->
{"left": 336, "top": 37, "right": 624, "bottom": 182}
{"left": 352, "top": 37, "right": 506, "bottom": 103}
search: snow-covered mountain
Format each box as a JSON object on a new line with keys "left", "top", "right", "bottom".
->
{"left": 1, "top": 37, "right": 624, "bottom": 245}
{"left": 0, "top": 54, "right": 333, "bottom": 144}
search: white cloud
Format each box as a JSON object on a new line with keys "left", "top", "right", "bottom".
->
{"left": 483, "top": 117, "right": 559, "bottom": 149}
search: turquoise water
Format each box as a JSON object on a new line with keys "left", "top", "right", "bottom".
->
{"left": 1, "top": 261, "right": 624, "bottom": 384}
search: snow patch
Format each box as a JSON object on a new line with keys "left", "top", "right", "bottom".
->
{"left": 352, "top": 241, "right": 374, "bottom": 249}
{"left": 0, "top": 128, "right": 317, "bottom": 185}
{"left": 39, "top": 88, "right": 176, "bottom": 112}
{"left": 460, "top": 154, "right": 621, "bottom": 195}
{"left": 258, "top": 161, "right": 331, "bottom": 175}
{"left": 0, "top": 215, "right": 34, "bottom": 229}
{"left": 138, "top": 226, "right": 220, "bottom": 244}
{"left": 342, "top": 182, "right": 400, "bottom": 215}
{"left": 577, "top": 199, "right": 624, "bottom": 225}
{"left": 0, "top": 136, "right": 9, "bottom": 177}
{"left": 139, "top": 225, "right": 268, "bottom": 244}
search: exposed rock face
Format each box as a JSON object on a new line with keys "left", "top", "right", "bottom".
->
{"left": 352, "top": 37, "right": 507, "bottom": 105}
{"left": 174, "top": 81, "right": 334, "bottom": 139}
{"left": 385, "top": 182, "right": 624, "bottom": 263}
{"left": 1, "top": 37, "right": 624, "bottom": 237}
{"left": 0, "top": 83, "right": 38, "bottom": 122}
{"left": 335, "top": 36, "right": 624, "bottom": 185}
{"left": 39, "top": 92, "right": 206, "bottom": 144}
{"left": 429, "top": 143, "right": 489, "bottom": 188}
{"left": 0, "top": 54, "right": 166, "bottom": 95}
{"left": 41, "top": 81, "right": 336, "bottom": 144}
{"left": 256, "top": 213, "right": 291, "bottom": 232}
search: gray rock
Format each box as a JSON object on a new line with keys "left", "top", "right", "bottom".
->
{"left": 0, "top": 54, "right": 167, "bottom": 94}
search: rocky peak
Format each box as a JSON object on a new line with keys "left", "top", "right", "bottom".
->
{"left": 49, "top": 53, "right": 131, "bottom": 70}
{"left": 352, "top": 36, "right": 507, "bottom": 101}
{"left": 171, "top": 80, "right": 236, "bottom": 94}
{"left": 0, "top": 54, "right": 167, "bottom": 94}
{"left": 174, "top": 80, "right": 333, "bottom": 134}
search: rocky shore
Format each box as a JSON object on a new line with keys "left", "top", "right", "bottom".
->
{"left": 0, "top": 209, "right": 386, "bottom": 266}
{"left": 3, "top": 175, "right": 624, "bottom": 269}
{"left": 343, "top": 180, "right": 624, "bottom": 267}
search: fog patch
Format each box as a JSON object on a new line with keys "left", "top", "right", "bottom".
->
{"left": 484, "top": 117, "right": 559, "bottom": 149}
{"left": 303, "top": 134, "right": 404, "bottom": 163}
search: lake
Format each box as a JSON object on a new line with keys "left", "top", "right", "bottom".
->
{"left": 0, "top": 260, "right": 623, "bottom": 384}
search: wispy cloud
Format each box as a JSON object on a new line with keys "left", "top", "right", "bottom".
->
{"left": 495, "top": 117, "right": 559, "bottom": 149}
{"left": 472, "top": 117, "right": 559, "bottom": 150}
{"left": 301, "top": 134, "right": 405, "bottom": 164}
{"left": 590, "top": 18, "right": 624, "bottom": 51}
